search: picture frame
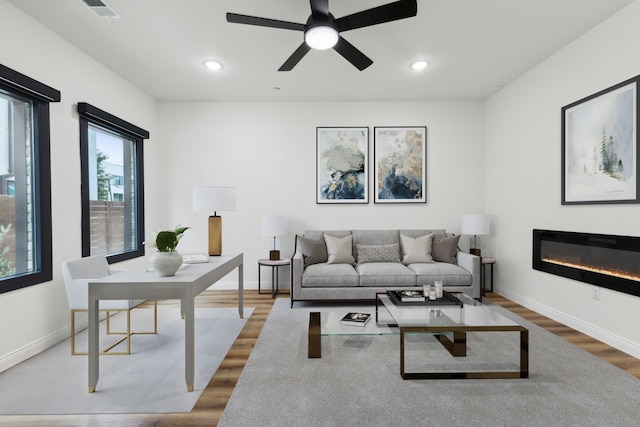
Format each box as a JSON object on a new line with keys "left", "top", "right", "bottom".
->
{"left": 316, "top": 127, "right": 369, "bottom": 204}
{"left": 561, "top": 75, "right": 640, "bottom": 204}
{"left": 373, "top": 126, "right": 427, "bottom": 203}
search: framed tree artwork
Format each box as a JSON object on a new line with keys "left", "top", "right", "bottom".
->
{"left": 316, "top": 127, "right": 369, "bottom": 204}
{"left": 374, "top": 126, "right": 426, "bottom": 203}
{"left": 562, "top": 75, "right": 640, "bottom": 204}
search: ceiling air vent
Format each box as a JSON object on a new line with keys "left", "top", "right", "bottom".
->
{"left": 81, "top": 0, "right": 121, "bottom": 19}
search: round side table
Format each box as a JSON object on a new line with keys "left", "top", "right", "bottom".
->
{"left": 258, "top": 258, "right": 290, "bottom": 298}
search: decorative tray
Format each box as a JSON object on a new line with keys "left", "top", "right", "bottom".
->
{"left": 386, "top": 290, "right": 463, "bottom": 307}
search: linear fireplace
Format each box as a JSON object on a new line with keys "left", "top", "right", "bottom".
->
{"left": 533, "top": 229, "right": 640, "bottom": 298}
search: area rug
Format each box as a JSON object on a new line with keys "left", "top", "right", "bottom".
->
{"left": 219, "top": 298, "right": 640, "bottom": 427}
{"left": 0, "top": 306, "right": 253, "bottom": 414}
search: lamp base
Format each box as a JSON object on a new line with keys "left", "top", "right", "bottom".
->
{"left": 470, "top": 248, "right": 481, "bottom": 257}
{"left": 208, "top": 215, "right": 222, "bottom": 256}
{"left": 269, "top": 250, "right": 280, "bottom": 261}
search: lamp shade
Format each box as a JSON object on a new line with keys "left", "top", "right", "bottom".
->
{"left": 261, "top": 215, "right": 288, "bottom": 237}
{"left": 193, "top": 186, "right": 236, "bottom": 213}
{"left": 461, "top": 214, "right": 490, "bottom": 235}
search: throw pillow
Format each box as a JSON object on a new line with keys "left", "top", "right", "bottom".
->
{"left": 400, "top": 233, "right": 434, "bottom": 265}
{"left": 298, "top": 235, "right": 328, "bottom": 266}
{"left": 432, "top": 235, "right": 460, "bottom": 264}
{"left": 323, "top": 234, "right": 356, "bottom": 265}
{"left": 356, "top": 244, "right": 401, "bottom": 264}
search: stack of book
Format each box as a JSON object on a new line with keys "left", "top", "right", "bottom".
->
{"left": 340, "top": 312, "right": 371, "bottom": 327}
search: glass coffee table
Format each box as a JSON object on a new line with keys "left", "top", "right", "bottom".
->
{"left": 308, "top": 292, "right": 528, "bottom": 380}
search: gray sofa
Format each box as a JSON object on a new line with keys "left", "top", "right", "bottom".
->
{"left": 290, "top": 229, "right": 481, "bottom": 306}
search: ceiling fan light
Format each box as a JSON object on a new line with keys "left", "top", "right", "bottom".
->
{"left": 305, "top": 26, "right": 338, "bottom": 50}
{"left": 203, "top": 60, "right": 223, "bottom": 71}
{"left": 410, "top": 60, "right": 429, "bottom": 71}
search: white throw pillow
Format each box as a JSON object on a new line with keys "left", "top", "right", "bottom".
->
{"left": 323, "top": 234, "right": 356, "bottom": 265}
{"left": 400, "top": 233, "right": 434, "bottom": 265}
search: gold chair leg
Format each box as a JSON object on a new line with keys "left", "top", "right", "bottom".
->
{"left": 70, "top": 301, "right": 158, "bottom": 356}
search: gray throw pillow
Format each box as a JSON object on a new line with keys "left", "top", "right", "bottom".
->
{"left": 432, "top": 235, "right": 460, "bottom": 264}
{"left": 400, "top": 233, "right": 434, "bottom": 265}
{"left": 298, "top": 235, "right": 328, "bottom": 266}
{"left": 356, "top": 243, "right": 401, "bottom": 264}
{"left": 323, "top": 234, "right": 356, "bottom": 265}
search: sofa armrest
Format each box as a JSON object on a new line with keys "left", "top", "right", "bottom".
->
{"left": 457, "top": 251, "right": 481, "bottom": 299}
{"left": 290, "top": 237, "right": 304, "bottom": 307}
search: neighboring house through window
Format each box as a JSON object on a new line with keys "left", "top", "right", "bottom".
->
{"left": 0, "top": 64, "right": 59, "bottom": 293}
{"left": 78, "top": 103, "right": 148, "bottom": 263}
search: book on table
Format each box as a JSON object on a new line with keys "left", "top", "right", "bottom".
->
{"left": 340, "top": 312, "right": 371, "bottom": 327}
{"left": 396, "top": 290, "right": 425, "bottom": 302}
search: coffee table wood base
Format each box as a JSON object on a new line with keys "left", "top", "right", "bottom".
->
{"left": 401, "top": 327, "right": 529, "bottom": 380}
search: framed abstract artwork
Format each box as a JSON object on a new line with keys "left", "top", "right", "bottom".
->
{"left": 562, "top": 75, "right": 640, "bottom": 204}
{"left": 373, "top": 126, "right": 426, "bottom": 203}
{"left": 316, "top": 127, "right": 369, "bottom": 204}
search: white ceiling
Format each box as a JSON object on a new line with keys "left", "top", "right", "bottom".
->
{"left": 7, "top": 0, "right": 635, "bottom": 102}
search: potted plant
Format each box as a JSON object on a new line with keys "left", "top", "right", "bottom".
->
{"left": 149, "top": 226, "right": 190, "bottom": 276}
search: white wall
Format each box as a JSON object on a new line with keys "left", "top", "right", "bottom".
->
{"left": 485, "top": 0, "right": 640, "bottom": 357}
{"left": 157, "top": 101, "right": 485, "bottom": 286}
{"left": 0, "top": 1, "right": 159, "bottom": 370}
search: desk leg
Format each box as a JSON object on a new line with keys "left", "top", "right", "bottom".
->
{"left": 88, "top": 290, "right": 99, "bottom": 393}
{"left": 238, "top": 262, "right": 244, "bottom": 318}
{"left": 184, "top": 289, "right": 195, "bottom": 392}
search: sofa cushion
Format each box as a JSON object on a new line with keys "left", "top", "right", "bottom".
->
{"left": 356, "top": 243, "right": 401, "bottom": 264}
{"left": 352, "top": 230, "right": 399, "bottom": 262}
{"left": 298, "top": 235, "right": 328, "bottom": 266}
{"left": 408, "top": 262, "right": 472, "bottom": 286}
{"left": 432, "top": 235, "right": 460, "bottom": 264}
{"left": 302, "top": 263, "right": 359, "bottom": 288}
{"left": 324, "top": 234, "right": 356, "bottom": 265}
{"left": 400, "top": 233, "right": 434, "bottom": 265}
{"left": 356, "top": 263, "right": 416, "bottom": 287}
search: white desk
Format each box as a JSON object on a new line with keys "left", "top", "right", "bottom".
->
{"left": 88, "top": 252, "right": 243, "bottom": 393}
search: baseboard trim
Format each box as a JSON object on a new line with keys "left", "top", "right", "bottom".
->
{"left": 0, "top": 325, "right": 71, "bottom": 374}
{"left": 499, "top": 289, "right": 640, "bottom": 359}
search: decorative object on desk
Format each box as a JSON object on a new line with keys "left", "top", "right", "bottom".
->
{"left": 316, "top": 127, "right": 369, "bottom": 204}
{"left": 339, "top": 312, "right": 371, "bottom": 327}
{"left": 148, "top": 226, "right": 190, "bottom": 277}
{"left": 461, "top": 213, "right": 490, "bottom": 256}
{"left": 374, "top": 126, "right": 426, "bottom": 203}
{"left": 193, "top": 186, "right": 236, "bottom": 256}
{"left": 261, "top": 215, "right": 288, "bottom": 260}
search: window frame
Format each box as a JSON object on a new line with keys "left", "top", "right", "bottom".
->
{"left": 0, "top": 64, "right": 59, "bottom": 293}
{"left": 77, "top": 102, "right": 148, "bottom": 264}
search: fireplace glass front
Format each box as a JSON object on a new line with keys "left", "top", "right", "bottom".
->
{"left": 533, "top": 229, "right": 640, "bottom": 298}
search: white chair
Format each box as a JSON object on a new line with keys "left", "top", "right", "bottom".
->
{"left": 62, "top": 255, "right": 157, "bottom": 355}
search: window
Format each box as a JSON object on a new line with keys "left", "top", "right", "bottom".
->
{"left": 0, "top": 64, "right": 59, "bottom": 293}
{"left": 78, "top": 103, "right": 148, "bottom": 263}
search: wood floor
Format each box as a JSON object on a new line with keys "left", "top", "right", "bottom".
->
{"left": 1, "top": 290, "right": 638, "bottom": 426}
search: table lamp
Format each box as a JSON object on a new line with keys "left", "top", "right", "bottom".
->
{"left": 261, "top": 215, "right": 288, "bottom": 260}
{"left": 193, "top": 186, "right": 236, "bottom": 256}
{"left": 461, "top": 213, "right": 490, "bottom": 256}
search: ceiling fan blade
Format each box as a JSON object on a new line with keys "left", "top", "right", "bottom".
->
{"left": 335, "top": 0, "right": 417, "bottom": 32}
{"left": 310, "top": 0, "right": 329, "bottom": 20}
{"left": 278, "top": 43, "right": 312, "bottom": 71}
{"left": 333, "top": 36, "right": 373, "bottom": 71}
{"left": 226, "top": 13, "right": 305, "bottom": 31}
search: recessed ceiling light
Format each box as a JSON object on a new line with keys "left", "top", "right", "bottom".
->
{"left": 203, "top": 60, "right": 223, "bottom": 71}
{"left": 410, "top": 60, "right": 429, "bottom": 71}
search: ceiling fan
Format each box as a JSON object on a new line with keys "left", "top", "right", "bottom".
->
{"left": 226, "top": 0, "right": 418, "bottom": 71}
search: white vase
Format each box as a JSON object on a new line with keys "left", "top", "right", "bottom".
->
{"left": 150, "top": 251, "right": 183, "bottom": 277}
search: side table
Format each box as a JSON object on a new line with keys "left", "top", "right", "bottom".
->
{"left": 481, "top": 257, "right": 496, "bottom": 296}
{"left": 258, "top": 258, "right": 290, "bottom": 298}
